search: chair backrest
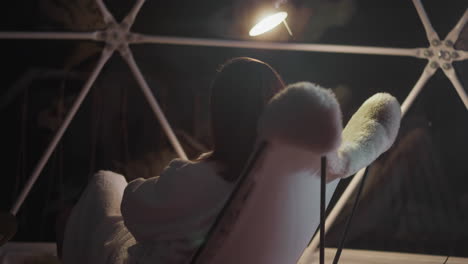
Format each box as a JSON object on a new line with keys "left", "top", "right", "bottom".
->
{"left": 195, "top": 143, "right": 339, "bottom": 264}
{"left": 192, "top": 84, "right": 401, "bottom": 264}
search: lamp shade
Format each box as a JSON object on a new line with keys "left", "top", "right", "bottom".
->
{"left": 249, "top": 11, "right": 288, "bottom": 36}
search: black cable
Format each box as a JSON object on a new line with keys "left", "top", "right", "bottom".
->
{"left": 320, "top": 156, "right": 327, "bottom": 264}
{"left": 442, "top": 255, "right": 449, "bottom": 264}
{"left": 332, "top": 166, "right": 370, "bottom": 264}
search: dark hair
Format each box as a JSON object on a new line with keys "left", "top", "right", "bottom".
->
{"left": 207, "top": 57, "right": 285, "bottom": 182}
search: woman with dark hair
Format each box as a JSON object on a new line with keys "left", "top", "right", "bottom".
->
{"left": 62, "top": 57, "right": 285, "bottom": 263}
{"left": 207, "top": 57, "right": 285, "bottom": 181}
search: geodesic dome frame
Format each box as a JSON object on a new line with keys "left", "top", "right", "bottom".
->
{"left": 1, "top": 0, "right": 467, "bottom": 257}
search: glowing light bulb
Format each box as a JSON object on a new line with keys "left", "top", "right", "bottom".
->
{"left": 249, "top": 12, "right": 288, "bottom": 37}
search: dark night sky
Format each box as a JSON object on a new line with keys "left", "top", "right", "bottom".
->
{"left": 1, "top": 0, "right": 467, "bottom": 257}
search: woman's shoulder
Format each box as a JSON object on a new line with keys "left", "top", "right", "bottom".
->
{"left": 166, "top": 158, "right": 190, "bottom": 170}
{"left": 163, "top": 157, "right": 218, "bottom": 177}
{"left": 159, "top": 157, "right": 232, "bottom": 189}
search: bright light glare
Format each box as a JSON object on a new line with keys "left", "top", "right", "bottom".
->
{"left": 249, "top": 12, "right": 288, "bottom": 36}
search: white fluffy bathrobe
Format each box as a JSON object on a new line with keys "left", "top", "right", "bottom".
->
{"left": 63, "top": 159, "right": 234, "bottom": 264}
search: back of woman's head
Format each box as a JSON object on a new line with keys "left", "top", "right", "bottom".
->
{"left": 209, "top": 57, "right": 285, "bottom": 182}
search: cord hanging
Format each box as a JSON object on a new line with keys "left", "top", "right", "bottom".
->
{"left": 332, "top": 166, "right": 370, "bottom": 264}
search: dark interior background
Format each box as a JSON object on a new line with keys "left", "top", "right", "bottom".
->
{"left": 1, "top": 0, "right": 467, "bottom": 257}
